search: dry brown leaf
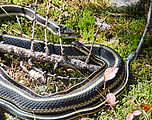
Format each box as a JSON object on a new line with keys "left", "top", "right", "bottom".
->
{"left": 141, "top": 104, "right": 152, "bottom": 112}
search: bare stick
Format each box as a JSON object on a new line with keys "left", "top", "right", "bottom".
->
{"left": 53, "top": 3, "right": 66, "bottom": 70}
{"left": 58, "top": 4, "right": 65, "bottom": 56}
{"left": 0, "top": 43, "right": 100, "bottom": 72}
{"left": 30, "top": 0, "right": 37, "bottom": 52}
{"left": 20, "top": 61, "right": 29, "bottom": 74}
{"left": 85, "top": 15, "right": 108, "bottom": 63}
{"left": 46, "top": 73, "right": 85, "bottom": 81}
{"left": 0, "top": 63, "right": 10, "bottom": 69}
{"left": 16, "top": 15, "right": 24, "bottom": 34}
{"left": 44, "top": 0, "right": 52, "bottom": 55}
{"left": 11, "top": 28, "right": 31, "bottom": 38}
{"left": 28, "top": 58, "right": 46, "bottom": 74}
{"left": 20, "top": 60, "right": 46, "bottom": 82}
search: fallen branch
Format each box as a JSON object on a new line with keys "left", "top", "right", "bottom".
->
{"left": 58, "top": 3, "right": 65, "bottom": 56}
{"left": 30, "top": 0, "right": 37, "bottom": 52}
{"left": 44, "top": 0, "right": 52, "bottom": 54}
{"left": 85, "top": 15, "right": 108, "bottom": 63}
{"left": 0, "top": 43, "right": 100, "bottom": 72}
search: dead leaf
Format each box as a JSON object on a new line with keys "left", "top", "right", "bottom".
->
{"left": 126, "top": 113, "right": 133, "bottom": 120}
{"left": 104, "top": 67, "right": 119, "bottom": 89}
{"left": 141, "top": 104, "right": 152, "bottom": 112}
{"left": 133, "top": 110, "right": 142, "bottom": 116}
{"left": 106, "top": 93, "right": 116, "bottom": 106}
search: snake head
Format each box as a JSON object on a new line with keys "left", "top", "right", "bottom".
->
{"left": 60, "top": 26, "right": 78, "bottom": 39}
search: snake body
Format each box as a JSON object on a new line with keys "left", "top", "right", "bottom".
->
{"left": 0, "top": 4, "right": 135, "bottom": 120}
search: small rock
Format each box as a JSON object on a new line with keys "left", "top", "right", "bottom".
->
{"left": 104, "top": 0, "right": 140, "bottom": 12}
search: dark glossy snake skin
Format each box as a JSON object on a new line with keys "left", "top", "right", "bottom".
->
{"left": 0, "top": 4, "right": 135, "bottom": 120}
{"left": 0, "top": 33, "right": 124, "bottom": 112}
{"left": 0, "top": 4, "right": 77, "bottom": 39}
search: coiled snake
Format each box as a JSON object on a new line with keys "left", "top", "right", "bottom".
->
{"left": 0, "top": 3, "right": 150, "bottom": 120}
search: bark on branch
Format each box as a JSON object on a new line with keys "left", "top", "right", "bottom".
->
{"left": 0, "top": 43, "right": 100, "bottom": 72}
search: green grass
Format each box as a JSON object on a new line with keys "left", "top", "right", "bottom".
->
{"left": 0, "top": 0, "right": 152, "bottom": 120}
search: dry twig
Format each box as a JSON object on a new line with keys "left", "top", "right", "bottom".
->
{"left": 58, "top": 3, "right": 65, "bottom": 56}
{"left": 16, "top": 15, "right": 24, "bottom": 34}
{"left": 44, "top": 0, "right": 52, "bottom": 55}
{"left": 0, "top": 43, "right": 100, "bottom": 72}
{"left": 85, "top": 15, "right": 108, "bottom": 63}
{"left": 30, "top": 0, "right": 37, "bottom": 52}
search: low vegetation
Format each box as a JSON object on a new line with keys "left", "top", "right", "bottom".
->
{"left": 0, "top": 0, "right": 151, "bottom": 120}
